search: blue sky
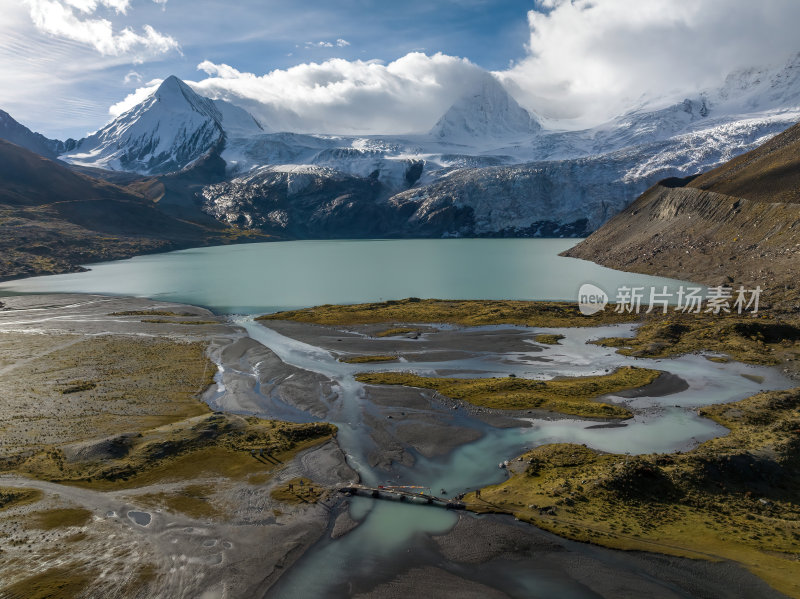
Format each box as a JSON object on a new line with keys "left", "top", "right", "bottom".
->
{"left": 3, "top": 0, "right": 800, "bottom": 139}
{"left": 99, "top": 0, "right": 535, "bottom": 86}
{"left": 175, "top": 0, "right": 533, "bottom": 72}
{"left": 1, "top": 0, "right": 535, "bottom": 138}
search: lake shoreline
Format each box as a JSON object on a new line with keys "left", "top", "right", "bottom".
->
{"left": 2, "top": 291, "right": 797, "bottom": 597}
{"left": 0, "top": 238, "right": 699, "bottom": 315}
{"left": 0, "top": 293, "right": 356, "bottom": 598}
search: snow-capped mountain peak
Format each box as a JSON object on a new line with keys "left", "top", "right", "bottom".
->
{"left": 152, "top": 75, "right": 217, "bottom": 118}
{"left": 429, "top": 75, "right": 541, "bottom": 142}
{"left": 47, "top": 52, "right": 800, "bottom": 241}
{"left": 62, "top": 75, "right": 262, "bottom": 175}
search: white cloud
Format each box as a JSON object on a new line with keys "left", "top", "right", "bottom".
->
{"left": 123, "top": 69, "right": 142, "bottom": 85}
{"left": 52, "top": 0, "right": 800, "bottom": 138}
{"left": 190, "top": 53, "right": 489, "bottom": 134}
{"left": 303, "top": 38, "right": 351, "bottom": 49}
{"left": 24, "top": 0, "right": 179, "bottom": 57}
{"left": 499, "top": 0, "right": 800, "bottom": 126}
{"left": 63, "top": 0, "right": 130, "bottom": 14}
{"left": 109, "top": 78, "right": 160, "bottom": 115}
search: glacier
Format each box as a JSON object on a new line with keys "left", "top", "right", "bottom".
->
{"left": 51, "top": 54, "right": 800, "bottom": 238}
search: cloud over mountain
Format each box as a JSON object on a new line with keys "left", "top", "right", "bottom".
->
{"left": 9, "top": 0, "right": 800, "bottom": 138}
{"left": 111, "top": 53, "right": 491, "bottom": 134}
{"left": 106, "top": 0, "right": 800, "bottom": 135}
{"left": 500, "top": 0, "right": 800, "bottom": 126}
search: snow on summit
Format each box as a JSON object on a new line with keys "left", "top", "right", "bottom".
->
{"left": 52, "top": 53, "right": 800, "bottom": 237}
{"left": 429, "top": 75, "right": 540, "bottom": 142}
{"left": 63, "top": 76, "right": 262, "bottom": 175}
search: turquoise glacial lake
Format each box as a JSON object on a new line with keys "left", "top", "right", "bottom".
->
{"left": 0, "top": 238, "right": 694, "bottom": 313}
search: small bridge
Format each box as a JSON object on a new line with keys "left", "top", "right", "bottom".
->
{"left": 338, "top": 484, "right": 466, "bottom": 510}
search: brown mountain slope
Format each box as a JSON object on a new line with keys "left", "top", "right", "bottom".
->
{"left": 563, "top": 121, "right": 800, "bottom": 311}
{"left": 0, "top": 139, "right": 137, "bottom": 207}
{"left": 689, "top": 122, "right": 800, "bottom": 203}
{"left": 0, "top": 140, "right": 267, "bottom": 280}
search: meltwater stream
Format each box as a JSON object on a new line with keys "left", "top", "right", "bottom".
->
{"left": 237, "top": 317, "right": 793, "bottom": 598}
{"left": 0, "top": 239, "right": 789, "bottom": 596}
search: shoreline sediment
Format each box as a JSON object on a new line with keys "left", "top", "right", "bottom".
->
{"left": 1, "top": 293, "right": 797, "bottom": 598}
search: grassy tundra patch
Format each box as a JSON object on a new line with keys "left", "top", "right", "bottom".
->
{"left": 355, "top": 367, "right": 661, "bottom": 419}
{"left": 0, "top": 487, "right": 42, "bottom": 511}
{"left": 18, "top": 414, "right": 336, "bottom": 490}
{"left": 258, "top": 298, "right": 639, "bottom": 328}
{"left": 136, "top": 484, "right": 221, "bottom": 520}
{"left": 270, "top": 477, "right": 326, "bottom": 505}
{"left": 30, "top": 507, "right": 92, "bottom": 530}
{"left": 592, "top": 314, "right": 800, "bottom": 366}
{"left": 0, "top": 332, "right": 336, "bottom": 489}
{"left": 467, "top": 387, "right": 800, "bottom": 597}
{"left": 0, "top": 335, "right": 216, "bottom": 462}
{"left": 534, "top": 333, "right": 565, "bottom": 345}
{"left": 339, "top": 355, "right": 398, "bottom": 364}
{"left": 0, "top": 566, "right": 97, "bottom": 599}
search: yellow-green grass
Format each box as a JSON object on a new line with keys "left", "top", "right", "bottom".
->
{"left": 136, "top": 484, "right": 220, "bottom": 520}
{"left": 270, "top": 477, "right": 326, "bottom": 505}
{"left": 0, "top": 331, "right": 336, "bottom": 491}
{"left": 339, "top": 355, "right": 398, "bottom": 364}
{"left": 22, "top": 416, "right": 337, "bottom": 491}
{"left": 534, "top": 333, "right": 565, "bottom": 345}
{"left": 0, "top": 566, "right": 97, "bottom": 599}
{"left": 592, "top": 314, "right": 800, "bottom": 367}
{"left": 0, "top": 332, "right": 82, "bottom": 371}
{"left": 0, "top": 487, "right": 42, "bottom": 511}
{"left": 375, "top": 327, "right": 420, "bottom": 337}
{"left": 30, "top": 507, "right": 92, "bottom": 530}
{"left": 466, "top": 387, "right": 800, "bottom": 598}
{"left": 257, "top": 298, "right": 640, "bottom": 328}
{"left": 0, "top": 335, "right": 216, "bottom": 463}
{"left": 354, "top": 367, "right": 661, "bottom": 419}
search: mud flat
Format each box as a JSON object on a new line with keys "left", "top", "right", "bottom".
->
{"left": 0, "top": 294, "right": 355, "bottom": 599}
{"left": 2, "top": 294, "right": 798, "bottom": 598}
{"left": 464, "top": 387, "right": 800, "bottom": 598}
{"left": 252, "top": 303, "right": 798, "bottom": 598}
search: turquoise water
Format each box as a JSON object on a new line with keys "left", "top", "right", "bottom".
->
{"left": 0, "top": 238, "right": 779, "bottom": 596}
{"left": 0, "top": 238, "right": 694, "bottom": 313}
{"left": 241, "top": 317, "right": 792, "bottom": 598}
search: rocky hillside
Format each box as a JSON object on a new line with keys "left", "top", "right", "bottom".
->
{"left": 5, "top": 54, "right": 800, "bottom": 243}
{"left": 0, "top": 140, "right": 264, "bottom": 280}
{"left": 0, "top": 110, "right": 76, "bottom": 159}
{"left": 689, "top": 120, "right": 800, "bottom": 203}
{"left": 201, "top": 165, "right": 392, "bottom": 238}
{"left": 563, "top": 122, "right": 800, "bottom": 310}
